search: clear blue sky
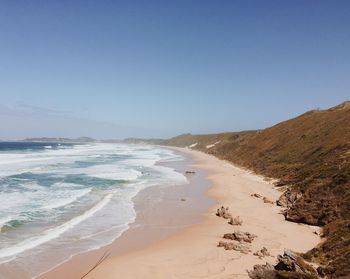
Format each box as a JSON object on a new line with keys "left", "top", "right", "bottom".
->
{"left": 0, "top": 1, "right": 349, "bottom": 139}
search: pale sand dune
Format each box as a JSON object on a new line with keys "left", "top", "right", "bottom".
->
{"left": 206, "top": 141, "right": 221, "bottom": 149}
{"left": 84, "top": 148, "right": 320, "bottom": 279}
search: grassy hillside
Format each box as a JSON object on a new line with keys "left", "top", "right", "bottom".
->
{"left": 160, "top": 101, "right": 350, "bottom": 278}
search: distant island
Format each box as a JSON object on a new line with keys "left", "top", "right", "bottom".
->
{"left": 21, "top": 137, "right": 97, "bottom": 143}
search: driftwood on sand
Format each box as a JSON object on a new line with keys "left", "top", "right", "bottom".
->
{"left": 81, "top": 250, "right": 111, "bottom": 279}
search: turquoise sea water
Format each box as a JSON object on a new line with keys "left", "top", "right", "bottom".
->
{"left": 0, "top": 142, "right": 186, "bottom": 278}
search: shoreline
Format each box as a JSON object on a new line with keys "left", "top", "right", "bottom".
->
{"left": 38, "top": 148, "right": 212, "bottom": 279}
{"left": 42, "top": 147, "right": 320, "bottom": 279}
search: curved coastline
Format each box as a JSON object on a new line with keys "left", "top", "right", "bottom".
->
{"left": 40, "top": 147, "right": 320, "bottom": 278}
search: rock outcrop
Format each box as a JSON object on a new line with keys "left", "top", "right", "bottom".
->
{"left": 218, "top": 241, "right": 251, "bottom": 254}
{"left": 277, "top": 189, "right": 301, "bottom": 208}
{"left": 253, "top": 247, "right": 272, "bottom": 259}
{"left": 228, "top": 216, "right": 243, "bottom": 226}
{"left": 216, "top": 206, "right": 232, "bottom": 219}
{"left": 248, "top": 250, "right": 319, "bottom": 279}
{"left": 223, "top": 230, "right": 257, "bottom": 243}
{"left": 247, "top": 263, "right": 276, "bottom": 279}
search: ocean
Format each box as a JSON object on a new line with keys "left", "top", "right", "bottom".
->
{"left": 0, "top": 142, "right": 187, "bottom": 278}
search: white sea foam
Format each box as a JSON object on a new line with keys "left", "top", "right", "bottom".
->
{"left": 0, "top": 193, "right": 112, "bottom": 261}
{"left": 41, "top": 188, "right": 92, "bottom": 210}
{"left": 0, "top": 143, "right": 187, "bottom": 277}
{"left": 0, "top": 182, "right": 87, "bottom": 220}
{"left": 84, "top": 164, "right": 142, "bottom": 181}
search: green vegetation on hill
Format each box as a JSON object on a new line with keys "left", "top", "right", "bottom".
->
{"left": 157, "top": 101, "right": 350, "bottom": 278}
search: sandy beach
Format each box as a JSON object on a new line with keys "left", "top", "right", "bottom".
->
{"left": 40, "top": 147, "right": 320, "bottom": 279}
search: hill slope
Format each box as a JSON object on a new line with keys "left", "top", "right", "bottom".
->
{"left": 161, "top": 101, "right": 350, "bottom": 278}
